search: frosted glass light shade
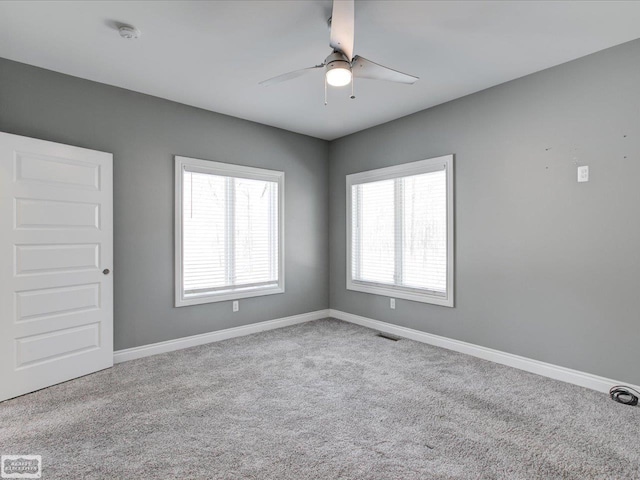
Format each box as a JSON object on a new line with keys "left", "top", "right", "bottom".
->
{"left": 326, "top": 66, "right": 352, "bottom": 87}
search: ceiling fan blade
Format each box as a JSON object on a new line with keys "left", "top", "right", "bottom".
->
{"left": 329, "top": 0, "right": 354, "bottom": 61}
{"left": 352, "top": 56, "right": 419, "bottom": 85}
{"left": 259, "top": 65, "right": 324, "bottom": 87}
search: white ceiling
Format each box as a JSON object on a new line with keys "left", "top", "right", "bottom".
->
{"left": 2, "top": 1, "right": 640, "bottom": 140}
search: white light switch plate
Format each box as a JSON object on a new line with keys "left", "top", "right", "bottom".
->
{"left": 232, "top": 301, "right": 239, "bottom": 312}
{"left": 390, "top": 298, "right": 396, "bottom": 309}
{"left": 578, "top": 165, "right": 589, "bottom": 182}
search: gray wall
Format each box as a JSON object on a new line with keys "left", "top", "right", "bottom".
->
{"left": 329, "top": 39, "right": 640, "bottom": 386}
{"left": 0, "top": 58, "right": 330, "bottom": 351}
{"left": 2, "top": 38, "right": 639, "bottom": 385}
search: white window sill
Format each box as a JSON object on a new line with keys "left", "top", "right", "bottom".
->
{"left": 347, "top": 281, "right": 453, "bottom": 307}
{"left": 175, "top": 285, "right": 284, "bottom": 307}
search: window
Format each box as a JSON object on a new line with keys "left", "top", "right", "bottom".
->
{"left": 175, "top": 156, "right": 284, "bottom": 307}
{"left": 346, "top": 155, "right": 454, "bottom": 307}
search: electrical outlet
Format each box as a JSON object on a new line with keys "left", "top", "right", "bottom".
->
{"left": 390, "top": 298, "right": 396, "bottom": 309}
{"left": 232, "top": 301, "right": 239, "bottom": 312}
{"left": 577, "top": 165, "right": 589, "bottom": 183}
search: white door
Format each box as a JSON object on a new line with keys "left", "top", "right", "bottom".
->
{"left": 0, "top": 132, "right": 113, "bottom": 402}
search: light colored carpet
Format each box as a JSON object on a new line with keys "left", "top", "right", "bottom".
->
{"left": 0, "top": 318, "right": 638, "bottom": 479}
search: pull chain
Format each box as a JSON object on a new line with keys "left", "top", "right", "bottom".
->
{"left": 324, "top": 75, "right": 328, "bottom": 106}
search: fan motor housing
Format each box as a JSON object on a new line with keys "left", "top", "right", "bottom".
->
{"left": 325, "top": 51, "right": 351, "bottom": 72}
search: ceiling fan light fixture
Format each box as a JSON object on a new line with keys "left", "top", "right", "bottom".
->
{"left": 326, "top": 60, "right": 352, "bottom": 87}
{"left": 258, "top": 0, "right": 418, "bottom": 90}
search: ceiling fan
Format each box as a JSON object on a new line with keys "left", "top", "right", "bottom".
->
{"left": 259, "top": 0, "right": 418, "bottom": 100}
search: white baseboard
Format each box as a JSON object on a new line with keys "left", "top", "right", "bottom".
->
{"left": 114, "top": 307, "right": 637, "bottom": 395}
{"left": 114, "top": 309, "right": 330, "bottom": 364}
{"left": 329, "top": 309, "right": 638, "bottom": 394}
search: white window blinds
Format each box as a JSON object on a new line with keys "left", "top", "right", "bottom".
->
{"left": 347, "top": 155, "right": 454, "bottom": 306}
{"left": 352, "top": 179, "right": 396, "bottom": 285}
{"left": 183, "top": 171, "right": 279, "bottom": 295}
{"left": 400, "top": 170, "right": 447, "bottom": 293}
{"left": 175, "top": 156, "right": 284, "bottom": 307}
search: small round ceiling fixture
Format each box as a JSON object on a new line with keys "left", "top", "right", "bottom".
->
{"left": 118, "top": 25, "right": 141, "bottom": 40}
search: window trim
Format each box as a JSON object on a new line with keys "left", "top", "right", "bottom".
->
{"left": 175, "top": 155, "right": 285, "bottom": 307}
{"left": 346, "top": 154, "right": 454, "bottom": 307}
